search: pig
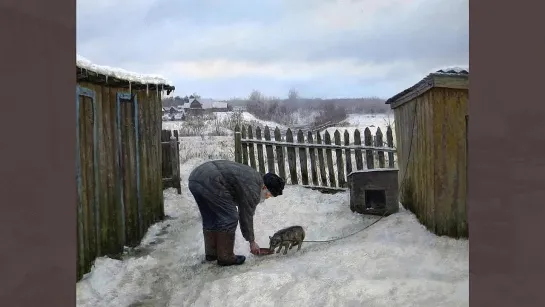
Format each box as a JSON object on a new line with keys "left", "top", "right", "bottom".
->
{"left": 268, "top": 226, "right": 305, "bottom": 255}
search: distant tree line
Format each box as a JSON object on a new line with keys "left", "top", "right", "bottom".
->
{"left": 162, "top": 89, "right": 390, "bottom": 126}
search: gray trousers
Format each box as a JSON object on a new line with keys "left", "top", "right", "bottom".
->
{"left": 188, "top": 180, "right": 239, "bottom": 233}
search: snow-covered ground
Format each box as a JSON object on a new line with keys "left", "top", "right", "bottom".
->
{"left": 162, "top": 111, "right": 289, "bottom": 137}
{"left": 76, "top": 112, "right": 468, "bottom": 307}
{"left": 321, "top": 113, "right": 396, "bottom": 140}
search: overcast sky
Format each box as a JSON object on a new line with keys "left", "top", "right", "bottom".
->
{"left": 76, "top": 0, "right": 468, "bottom": 100}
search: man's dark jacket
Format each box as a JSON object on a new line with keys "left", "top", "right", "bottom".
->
{"left": 188, "top": 160, "right": 263, "bottom": 242}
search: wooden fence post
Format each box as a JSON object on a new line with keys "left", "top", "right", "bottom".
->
{"left": 334, "top": 130, "right": 346, "bottom": 187}
{"left": 234, "top": 124, "right": 242, "bottom": 163}
{"left": 297, "top": 130, "right": 309, "bottom": 185}
{"left": 324, "top": 131, "right": 336, "bottom": 187}
{"left": 241, "top": 126, "right": 249, "bottom": 165}
{"left": 316, "top": 131, "right": 328, "bottom": 186}
{"left": 256, "top": 127, "right": 265, "bottom": 174}
{"left": 344, "top": 130, "right": 352, "bottom": 178}
{"left": 376, "top": 128, "right": 385, "bottom": 168}
{"left": 275, "top": 127, "right": 286, "bottom": 180}
{"left": 173, "top": 130, "right": 181, "bottom": 194}
{"left": 364, "top": 128, "right": 374, "bottom": 169}
{"left": 354, "top": 129, "right": 364, "bottom": 170}
{"left": 247, "top": 126, "right": 257, "bottom": 170}
{"left": 307, "top": 131, "right": 318, "bottom": 186}
{"left": 265, "top": 126, "right": 275, "bottom": 173}
{"left": 387, "top": 126, "right": 395, "bottom": 168}
{"left": 169, "top": 136, "right": 180, "bottom": 194}
{"left": 286, "top": 129, "right": 298, "bottom": 184}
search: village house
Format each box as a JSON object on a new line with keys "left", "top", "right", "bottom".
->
{"left": 184, "top": 97, "right": 229, "bottom": 116}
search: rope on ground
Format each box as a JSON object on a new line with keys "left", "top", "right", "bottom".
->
{"left": 302, "top": 103, "right": 419, "bottom": 244}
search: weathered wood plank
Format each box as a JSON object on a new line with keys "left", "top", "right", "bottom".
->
{"left": 364, "top": 128, "right": 374, "bottom": 169}
{"left": 387, "top": 126, "right": 395, "bottom": 168}
{"left": 264, "top": 126, "right": 275, "bottom": 173}
{"left": 353, "top": 129, "right": 364, "bottom": 170}
{"left": 324, "top": 131, "right": 336, "bottom": 187}
{"left": 307, "top": 131, "right": 318, "bottom": 186}
{"left": 256, "top": 127, "right": 265, "bottom": 174}
{"left": 286, "top": 129, "right": 298, "bottom": 184}
{"left": 234, "top": 125, "right": 242, "bottom": 163}
{"left": 297, "top": 130, "right": 309, "bottom": 185}
{"left": 247, "top": 126, "right": 257, "bottom": 170}
{"left": 343, "top": 130, "right": 352, "bottom": 178}
{"left": 274, "top": 127, "right": 286, "bottom": 180}
{"left": 334, "top": 130, "right": 346, "bottom": 188}
{"left": 316, "top": 131, "right": 328, "bottom": 186}
{"left": 376, "top": 128, "right": 385, "bottom": 168}
{"left": 120, "top": 97, "right": 139, "bottom": 247}
{"left": 241, "top": 126, "right": 249, "bottom": 165}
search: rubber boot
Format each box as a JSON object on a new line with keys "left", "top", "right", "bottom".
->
{"left": 203, "top": 230, "right": 218, "bottom": 261}
{"left": 216, "top": 231, "right": 246, "bottom": 266}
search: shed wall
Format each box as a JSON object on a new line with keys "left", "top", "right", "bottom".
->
{"left": 393, "top": 87, "right": 468, "bottom": 238}
{"left": 431, "top": 87, "right": 468, "bottom": 237}
{"left": 76, "top": 81, "right": 164, "bottom": 280}
{"left": 394, "top": 91, "right": 436, "bottom": 230}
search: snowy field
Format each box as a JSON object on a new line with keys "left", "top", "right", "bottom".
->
{"left": 76, "top": 112, "right": 468, "bottom": 307}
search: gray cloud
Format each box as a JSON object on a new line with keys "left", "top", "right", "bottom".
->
{"left": 77, "top": 0, "right": 468, "bottom": 98}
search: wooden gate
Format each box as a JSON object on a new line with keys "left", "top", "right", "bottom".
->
{"left": 161, "top": 129, "right": 181, "bottom": 194}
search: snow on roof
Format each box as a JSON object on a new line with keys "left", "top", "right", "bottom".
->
{"left": 76, "top": 54, "right": 173, "bottom": 87}
{"left": 433, "top": 66, "right": 469, "bottom": 75}
{"left": 199, "top": 98, "right": 228, "bottom": 109}
{"left": 386, "top": 66, "right": 469, "bottom": 105}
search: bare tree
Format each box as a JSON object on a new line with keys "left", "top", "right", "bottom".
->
{"left": 248, "top": 90, "right": 264, "bottom": 102}
{"left": 288, "top": 88, "right": 299, "bottom": 102}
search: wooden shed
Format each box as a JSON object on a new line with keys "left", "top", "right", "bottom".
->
{"left": 76, "top": 55, "right": 175, "bottom": 279}
{"left": 386, "top": 68, "right": 468, "bottom": 238}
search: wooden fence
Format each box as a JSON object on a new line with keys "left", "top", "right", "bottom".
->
{"left": 234, "top": 125, "right": 397, "bottom": 191}
{"left": 161, "top": 129, "right": 181, "bottom": 194}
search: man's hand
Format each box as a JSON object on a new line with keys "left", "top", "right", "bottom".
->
{"left": 249, "top": 241, "right": 260, "bottom": 255}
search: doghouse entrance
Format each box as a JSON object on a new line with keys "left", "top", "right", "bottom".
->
{"left": 365, "top": 189, "right": 386, "bottom": 209}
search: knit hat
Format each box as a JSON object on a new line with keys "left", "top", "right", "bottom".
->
{"left": 263, "top": 173, "right": 285, "bottom": 197}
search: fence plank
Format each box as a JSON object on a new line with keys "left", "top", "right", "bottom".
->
{"left": 161, "top": 131, "right": 170, "bottom": 179}
{"left": 241, "top": 126, "right": 249, "bottom": 165}
{"left": 247, "top": 126, "right": 257, "bottom": 170}
{"left": 256, "top": 127, "right": 266, "bottom": 174}
{"left": 274, "top": 127, "right": 286, "bottom": 179}
{"left": 316, "top": 131, "right": 328, "bottom": 186}
{"left": 364, "top": 128, "right": 374, "bottom": 169}
{"left": 334, "top": 130, "right": 346, "bottom": 188}
{"left": 297, "top": 130, "right": 309, "bottom": 185}
{"left": 344, "top": 130, "right": 352, "bottom": 177}
{"left": 234, "top": 124, "right": 242, "bottom": 163}
{"left": 307, "top": 131, "right": 318, "bottom": 186}
{"left": 264, "top": 126, "right": 275, "bottom": 173}
{"left": 353, "top": 129, "right": 364, "bottom": 170}
{"left": 173, "top": 130, "right": 181, "bottom": 194}
{"left": 286, "top": 129, "right": 298, "bottom": 184}
{"left": 324, "top": 131, "right": 336, "bottom": 187}
{"left": 376, "top": 128, "right": 385, "bottom": 168}
{"left": 387, "top": 126, "right": 395, "bottom": 168}
{"left": 170, "top": 136, "right": 180, "bottom": 198}
{"left": 80, "top": 96, "right": 97, "bottom": 269}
